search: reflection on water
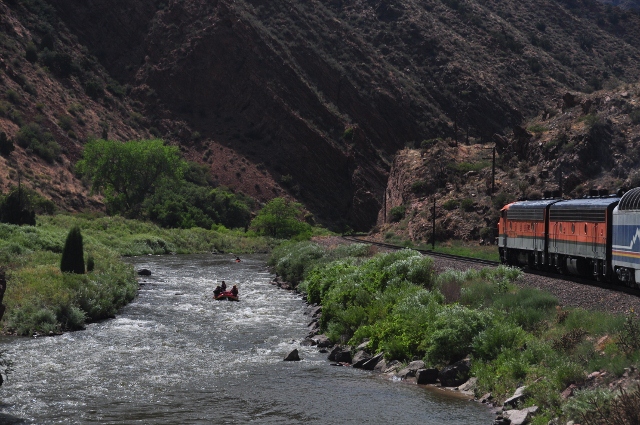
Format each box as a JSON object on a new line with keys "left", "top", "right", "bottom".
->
{"left": 0, "top": 254, "right": 493, "bottom": 424}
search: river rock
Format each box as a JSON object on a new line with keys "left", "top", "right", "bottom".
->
{"left": 351, "top": 350, "right": 372, "bottom": 368}
{"left": 396, "top": 360, "right": 425, "bottom": 379}
{"left": 416, "top": 368, "right": 439, "bottom": 385}
{"left": 457, "top": 377, "right": 477, "bottom": 395}
{"left": 312, "top": 334, "right": 331, "bottom": 348}
{"left": 355, "top": 340, "right": 370, "bottom": 351}
{"left": 284, "top": 349, "right": 301, "bottom": 361}
{"left": 439, "top": 359, "right": 471, "bottom": 387}
{"left": 504, "top": 386, "right": 527, "bottom": 408}
{"left": 137, "top": 269, "right": 152, "bottom": 276}
{"left": 360, "top": 353, "right": 384, "bottom": 371}
{"left": 374, "top": 357, "right": 387, "bottom": 372}
{"left": 503, "top": 406, "right": 538, "bottom": 425}
{"left": 383, "top": 360, "right": 402, "bottom": 374}
{"left": 305, "top": 305, "right": 322, "bottom": 318}
{"left": 300, "top": 338, "right": 317, "bottom": 346}
{"left": 328, "top": 345, "right": 352, "bottom": 363}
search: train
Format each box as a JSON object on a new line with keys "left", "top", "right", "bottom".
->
{"left": 498, "top": 187, "right": 640, "bottom": 287}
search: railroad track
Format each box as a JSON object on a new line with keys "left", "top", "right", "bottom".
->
{"left": 342, "top": 235, "right": 640, "bottom": 297}
{"left": 341, "top": 235, "right": 500, "bottom": 267}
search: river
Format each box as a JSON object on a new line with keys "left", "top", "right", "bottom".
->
{"left": 0, "top": 254, "right": 493, "bottom": 424}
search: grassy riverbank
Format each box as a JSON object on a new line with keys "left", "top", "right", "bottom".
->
{"left": 0, "top": 214, "right": 277, "bottom": 336}
{"left": 270, "top": 241, "right": 640, "bottom": 425}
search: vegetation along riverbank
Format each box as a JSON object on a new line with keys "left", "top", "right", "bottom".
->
{"left": 0, "top": 213, "right": 282, "bottom": 337}
{"left": 270, "top": 240, "right": 640, "bottom": 425}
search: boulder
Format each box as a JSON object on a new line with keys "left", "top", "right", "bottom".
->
{"left": 383, "top": 360, "right": 402, "bottom": 374}
{"left": 328, "top": 345, "right": 352, "bottom": 363}
{"left": 351, "top": 350, "right": 372, "bottom": 368}
{"left": 416, "top": 368, "right": 439, "bottom": 385}
{"left": 457, "top": 377, "right": 477, "bottom": 395}
{"left": 503, "top": 406, "right": 538, "bottom": 425}
{"left": 312, "top": 334, "right": 331, "bottom": 348}
{"left": 360, "top": 353, "right": 384, "bottom": 371}
{"left": 396, "top": 360, "right": 425, "bottom": 379}
{"left": 284, "top": 349, "right": 301, "bottom": 361}
{"left": 503, "top": 386, "right": 527, "bottom": 408}
{"left": 137, "top": 269, "right": 152, "bottom": 276}
{"left": 438, "top": 359, "right": 471, "bottom": 387}
{"left": 300, "top": 338, "right": 317, "bottom": 347}
{"left": 305, "top": 305, "right": 322, "bottom": 318}
{"left": 355, "top": 340, "right": 370, "bottom": 351}
{"left": 373, "top": 358, "right": 388, "bottom": 373}
{"left": 478, "top": 393, "right": 493, "bottom": 404}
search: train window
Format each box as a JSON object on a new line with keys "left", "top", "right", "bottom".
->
{"left": 559, "top": 223, "right": 563, "bottom": 233}
{"left": 571, "top": 224, "right": 575, "bottom": 234}
{"left": 510, "top": 222, "right": 512, "bottom": 230}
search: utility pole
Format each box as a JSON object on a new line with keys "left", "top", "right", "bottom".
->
{"left": 558, "top": 169, "right": 563, "bottom": 198}
{"left": 492, "top": 146, "right": 496, "bottom": 195}
{"left": 432, "top": 197, "right": 436, "bottom": 250}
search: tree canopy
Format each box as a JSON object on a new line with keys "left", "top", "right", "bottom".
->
{"left": 76, "top": 139, "right": 186, "bottom": 218}
{"left": 250, "top": 197, "right": 311, "bottom": 239}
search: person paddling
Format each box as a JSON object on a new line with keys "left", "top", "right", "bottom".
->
{"left": 231, "top": 284, "right": 238, "bottom": 297}
{"left": 213, "top": 285, "right": 222, "bottom": 298}
{"left": 221, "top": 281, "right": 227, "bottom": 292}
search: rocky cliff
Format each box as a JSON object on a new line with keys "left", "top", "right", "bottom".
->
{"left": 1, "top": 0, "right": 640, "bottom": 231}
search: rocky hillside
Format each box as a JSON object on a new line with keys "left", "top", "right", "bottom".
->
{"left": 377, "top": 83, "right": 640, "bottom": 243}
{"left": 1, "top": 0, "right": 640, "bottom": 231}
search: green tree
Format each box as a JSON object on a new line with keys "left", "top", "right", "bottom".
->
{"left": 0, "top": 187, "right": 36, "bottom": 225}
{"left": 250, "top": 197, "right": 311, "bottom": 239}
{"left": 60, "top": 226, "right": 85, "bottom": 274}
{"left": 76, "top": 139, "right": 186, "bottom": 217}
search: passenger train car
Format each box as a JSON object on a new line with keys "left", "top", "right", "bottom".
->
{"left": 498, "top": 188, "right": 640, "bottom": 287}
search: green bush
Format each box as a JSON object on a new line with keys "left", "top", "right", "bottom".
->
{"left": 0, "top": 188, "right": 36, "bottom": 226}
{"left": 472, "top": 320, "right": 528, "bottom": 361}
{"left": 460, "top": 198, "right": 474, "bottom": 212}
{"left": 60, "top": 226, "right": 84, "bottom": 274}
{"left": 269, "top": 241, "right": 326, "bottom": 286}
{"left": 422, "top": 305, "right": 493, "bottom": 364}
{"left": 389, "top": 205, "right": 406, "bottom": 222}
{"left": 14, "top": 122, "right": 60, "bottom": 163}
{"left": 442, "top": 199, "right": 459, "bottom": 210}
{"left": 493, "top": 192, "right": 516, "bottom": 209}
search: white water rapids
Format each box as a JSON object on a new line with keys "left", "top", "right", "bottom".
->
{"left": 0, "top": 254, "right": 493, "bottom": 424}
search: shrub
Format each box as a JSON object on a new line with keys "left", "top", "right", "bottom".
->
{"left": 0, "top": 132, "right": 14, "bottom": 156}
{"left": 410, "top": 180, "right": 430, "bottom": 193}
{"left": 422, "top": 304, "right": 493, "bottom": 364}
{"left": 493, "top": 192, "right": 515, "bottom": 209}
{"left": 86, "top": 254, "right": 95, "bottom": 272}
{"left": 472, "top": 320, "right": 528, "bottom": 361}
{"left": 0, "top": 187, "right": 36, "bottom": 225}
{"left": 460, "top": 198, "right": 474, "bottom": 212}
{"left": 25, "top": 42, "right": 38, "bottom": 63}
{"left": 442, "top": 199, "right": 459, "bottom": 210}
{"left": 60, "top": 226, "right": 85, "bottom": 274}
{"left": 389, "top": 205, "right": 406, "bottom": 222}
{"left": 14, "top": 122, "right": 60, "bottom": 163}
{"left": 629, "top": 109, "right": 640, "bottom": 125}
{"left": 84, "top": 79, "right": 104, "bottom": 99}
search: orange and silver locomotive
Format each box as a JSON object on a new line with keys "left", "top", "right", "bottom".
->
{"left": 498, "top": 189, "right": 640, "bottom": 286}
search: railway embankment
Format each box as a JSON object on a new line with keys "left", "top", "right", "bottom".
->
{"left": 273, "top": 237, "right": 640, "bottom": 425}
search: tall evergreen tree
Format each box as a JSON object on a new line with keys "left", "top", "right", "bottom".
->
{"left": 60, "top": 226, "right": 85, "bottom": 274}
